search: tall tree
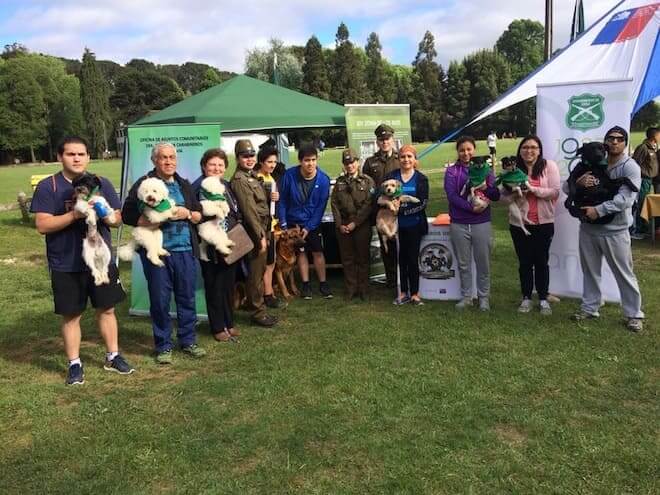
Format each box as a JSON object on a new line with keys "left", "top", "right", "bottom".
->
{"left": 245, "top": 39, "right": 303, "bottom": 91}
{"left": 495, "top": 19, "right": 544, "bottom": 83}
{"left": 0, "top": 57, "right": 47, "bottom": 161}
{"left": 80, "top": 48, "right": 111, "bottom": 158}
{"left": 110, "top": 67, "right": 185, "bottom": 124}
{"left": 495, "top": 19, "right": 544, "bottom": 135}
{"left": 445, "top": 61, "right": 469, "bottom": 128}
{"left": 330, "top": 23, "right": 368, "bottom": 104}
{"left": 302, "top": 35, "right": 331, "bottom": 100}
{"left": 411, "top": 31, "right": 444, "bottom": 141}
{"left": 365, "top": 32, "right": 394, "bottom": 103}
{"left": 463, "top": 49, "right": 511, "bottom": 134}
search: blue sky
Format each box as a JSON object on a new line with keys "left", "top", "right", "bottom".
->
{"left": 0, "top": 0, "right": 617, "bottom": 71}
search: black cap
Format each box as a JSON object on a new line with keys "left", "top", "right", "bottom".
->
{"left": 341, "top": 148, "right": 359, "bottom": 163}
{"left": 604, "top": 126, "right": 628, "bottom": 144}
{"left": 375, "top": 124, "right": 394, "bottom": 139}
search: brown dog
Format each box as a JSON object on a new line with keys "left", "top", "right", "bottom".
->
{"left": 273, "top": 225, "right": 304, "bottom": 299}
{"left": 376, "top": 178, "right": 419, "bottom": 252}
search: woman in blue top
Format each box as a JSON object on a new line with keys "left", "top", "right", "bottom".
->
{"left": 384, "top": 144, "right": 429, "bottom": 306}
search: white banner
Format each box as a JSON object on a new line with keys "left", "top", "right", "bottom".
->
{"left": 417, "top": 221, "right": 476, "bottom": 300}
{"left": 537, "top": 79, "right": 633, "bottom": 302}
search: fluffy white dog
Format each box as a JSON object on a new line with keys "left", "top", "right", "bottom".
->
{"left": 197, "top": 176, "right": 234, "bottom": 261}
{"left": 72, "top": 173, "right": 115, "bottom": 285}
{"left": 118, "top": 177, "right": 178, "bottom": 266}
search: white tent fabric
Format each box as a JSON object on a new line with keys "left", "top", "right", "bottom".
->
{"left": 467, "top": 0, "right": 659, "bottom": 126}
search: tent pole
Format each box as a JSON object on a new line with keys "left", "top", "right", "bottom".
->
{"left": 544, "top": 0, "right": 554, "bottom": 61}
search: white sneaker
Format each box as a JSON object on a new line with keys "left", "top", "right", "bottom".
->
{"left": 455, "top": 297, "right": 472, "bottom": 310}
{"left": 518, "top": 298, "right": 533, "bottom": 313}
{"left": 478, "top": 297, "right": 490, "bottom": 312}
{"left": 539, "top": 299, "right": 552, "bottom": 316}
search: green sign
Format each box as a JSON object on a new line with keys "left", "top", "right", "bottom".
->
{"left": 566, "top": 93, "right": 605, "bottom": 130}
{"left": 123, "top": 124, "right": 221, "bottom": 319}
{"left": 345, "top": 104, "right": 412, "bottom": 162}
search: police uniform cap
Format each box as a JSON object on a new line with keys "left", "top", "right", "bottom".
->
{"left": 342, "top": 148, "right": 359, "bottom": 163}
{"left": 235, "top": 139, "right": 256, "bottom": 156}
{"left": 374, "top": 124, "right": 394, "bottom": 139}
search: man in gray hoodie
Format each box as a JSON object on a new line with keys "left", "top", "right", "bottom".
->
{"left": 566, "top": 126, "right": 644, "bottom": 332}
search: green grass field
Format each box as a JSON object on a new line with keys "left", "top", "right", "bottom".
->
{"left": 0, "top": 134, "right": 657, "bottom": 493}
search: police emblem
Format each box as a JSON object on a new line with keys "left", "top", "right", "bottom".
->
{"left": 566, "top": 93, "right": 605, "bottom": 131}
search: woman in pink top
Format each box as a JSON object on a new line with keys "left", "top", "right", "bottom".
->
{"left": 502, "top": 135, "right": 560, "bottom": 315}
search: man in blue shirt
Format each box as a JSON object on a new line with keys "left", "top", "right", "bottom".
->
{"left": 122, "top": 142, "right": 206, "bottom": 363}
{"left": 278, "top": 143, "right": 332, "bottom": 299}
{"left": 31, "top": 136, "right": 134, "bottom": 385}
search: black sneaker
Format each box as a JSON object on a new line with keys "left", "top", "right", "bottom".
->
{"left": 301, "top": 282, "right": 312, "bottom": 300}
{"left": 66, "top": 363, "right": 84, "bottom": 385}
{"left": 103, "top": 354, "right": 136, "bottom": 375}
{"left": 319, "top": 281, "right": 333, "bottom": 299}
{"left": 265, "top": 294, "right": 288, "bottom": 309}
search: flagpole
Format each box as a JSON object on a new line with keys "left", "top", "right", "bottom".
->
{"left": 544, "top": 0, "right": 554, "bottom": 61}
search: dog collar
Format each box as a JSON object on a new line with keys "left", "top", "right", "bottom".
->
{"left": 382, "top": 183, "right": 402, "bottom": 198}
{"left": 138, "top": 198, "right": 172, "bottom": 213}
{"left": 83, "top": 185, "right": 100, "bottom": 201}
{"left": 200, "top": 188, "right": 226, "bottom": 202}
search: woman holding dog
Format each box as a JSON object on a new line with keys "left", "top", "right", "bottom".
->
{"left": 384, "top": 144, "right": 429, "bottom": 306}
{"left": 445, "top": 136, "right": 500, "bottom": 311}
{"left": 331, "top": 148, "right": 376, "bottom": 301}
{"left": 192, "top": 148, "right": 242, "bottom": 342}
{"left": 503, "top": 136, "right": 560, "bottom": 315}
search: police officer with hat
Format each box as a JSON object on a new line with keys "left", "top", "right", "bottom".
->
{"left": 363, "top": 123, "right": 399, "bottom": 287}
{"left": 230, "top": 139, "right": 278, "bottom": 327}
{"left": 331, "top": 148, "right": 376, "bottom": 300}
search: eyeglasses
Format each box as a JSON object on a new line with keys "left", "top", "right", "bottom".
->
{"left": 521, "top": 146, "right": 539, "bottom": 150}
{"left": 239, "top": 152, "right": 256, "bottom": 158}
{"left": 605, "top": 136, "right": 625, "bottom": 143}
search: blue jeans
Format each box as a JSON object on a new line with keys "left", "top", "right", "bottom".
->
{"left": 139, "top": 250, "right": 197, "bottom": 352}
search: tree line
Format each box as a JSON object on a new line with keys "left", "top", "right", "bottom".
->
{"left": 1, "top": 19, "right": 657, "bottom": 164}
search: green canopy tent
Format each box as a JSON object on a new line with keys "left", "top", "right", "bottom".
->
{"left": 133, "top": 74, "right": 346, "bottom": 132}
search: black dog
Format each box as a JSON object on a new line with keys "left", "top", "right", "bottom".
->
{"left": 564, "top": 142, "right": 638, "bottom": 224}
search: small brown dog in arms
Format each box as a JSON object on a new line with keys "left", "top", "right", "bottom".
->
{"left": 376, "top": 178, "right": 420, "bottom": 252}
{"left": 273, "top": 225, "right": 305, "bottom": 299}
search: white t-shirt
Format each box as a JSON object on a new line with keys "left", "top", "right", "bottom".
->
{"left": 487, "top": 133, "right": 497, "bottom": 148}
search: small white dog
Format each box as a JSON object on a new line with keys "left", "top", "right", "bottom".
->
{"left": 118, "top": 177, "right": 178, "bottom": 266}
{"left": 73, "top": 173, "right": 115, "bottom": 285}
{"left": 376, "top": 178, "right": 420, "bottom": 251}
{"left": 197, "top": 176, "right": 234, "bottom": 261}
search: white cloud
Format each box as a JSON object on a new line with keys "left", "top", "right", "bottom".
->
{"left": 0, "top": 0, "right": 620, "bottom": 71}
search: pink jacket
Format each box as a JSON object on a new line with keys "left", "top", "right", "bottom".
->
{"left": 501, "top": 159, "right": 560, "bottom": 226}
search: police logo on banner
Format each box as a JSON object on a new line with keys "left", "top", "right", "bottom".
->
{"left": 566, "top": 93, "right": 605, "bottom": 131}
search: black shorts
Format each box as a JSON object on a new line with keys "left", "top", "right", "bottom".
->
{"left": 296, "top": 227, "right": 323, "bottom": 253}
{"left": 266, "top": 231, "right": 276, "bottom": 265}
{"left": 489, "top": 146, "right": 496, "bottom": 155}
{"left": 51, "top": 264, "right": 126, "bottom": 315}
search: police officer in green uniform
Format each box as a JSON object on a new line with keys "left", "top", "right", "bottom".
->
{"left": 331, "top": 148, "right": 376, "bottom": 301}
{"left": 362, "top": 124, "right": 399, "bottom": 288}
{"left": 230, "top": 140, "right": 278, "bottom": 327}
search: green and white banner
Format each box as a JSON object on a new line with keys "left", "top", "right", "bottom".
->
{"left": 121, "top": 124, "right": 221, "bottom": 318}
{"left": 537, "top": 79, "right": 632, "bottom": 302}
{"left": 344, "top": 104, "right": 412, "bottom": 162}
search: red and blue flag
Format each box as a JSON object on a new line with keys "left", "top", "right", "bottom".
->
{"left": 592, "top": 2, "right": 658, "bottom": 44}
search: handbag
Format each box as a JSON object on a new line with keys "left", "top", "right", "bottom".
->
{"left": 224, "top": 223, "right": 255, "bottom": 265}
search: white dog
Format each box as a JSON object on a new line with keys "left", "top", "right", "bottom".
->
{"left": 197, "top": 176, "right": 234, "bottom": 261}
{"left": 72, "top": 173, "right": 115, "bottom": 285}
{"left": 118, "top": 177, "right": 178, "bottom": 266}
